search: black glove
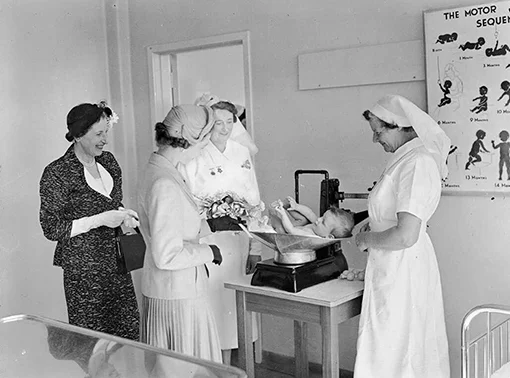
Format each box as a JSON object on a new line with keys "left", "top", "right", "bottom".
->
{"left": 210, "top": 244, "right": 222, "bottom": 265}
{"left": 207, "top": 216, "right": 245, "bottom": 232}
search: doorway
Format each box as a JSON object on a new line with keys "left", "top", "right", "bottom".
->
{"left": 147, "top": 31, "right": 254, "bottom": 145}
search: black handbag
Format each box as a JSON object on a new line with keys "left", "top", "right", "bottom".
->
{"left": 115, "top": 227, "right": 146, "bottom": 274}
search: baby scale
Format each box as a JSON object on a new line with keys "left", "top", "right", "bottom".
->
{"left": 250, "top": 170, "right": 369, "bottom": 293}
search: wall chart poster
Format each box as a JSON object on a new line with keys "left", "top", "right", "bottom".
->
{"left": 424, "top": 1, "right": 510, "bottom": 194}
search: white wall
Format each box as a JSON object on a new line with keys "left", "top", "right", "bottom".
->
{"left": 2, "top": 1, "right": 509, "bottom": 377}
{"left": 125, "top": 1, "right": 510, "bottom": 377}
{"left": 0, "top": 0, "right": 111, "bottom": 320}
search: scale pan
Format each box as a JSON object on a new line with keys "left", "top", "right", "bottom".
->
{"left": 250, "top": 232, "right": 349, "bottom": 253}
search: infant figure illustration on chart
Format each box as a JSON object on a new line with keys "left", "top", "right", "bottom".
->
{"left": 433, "top": 62, "right": 464, "bottom": 116}
{"left": 436, "top": 32, "right": 457, "bottom": 44}
{"left": 438, "top": 79, "right": 452, "bottom": 107}
{"left": 465, "top": 129, "right": 490, "bottom": 170}
{"left": 459, "top": 37, "right": 485, "bottom": 51}
{"left": 471, "top": 86, "right": 488, "bottom": 114}
{"left": 491, "top": 130, "right": 510, "bottom": 180}
{"left": 485, "top": 40, "right": 510, "bottom": 57}
{"left": 498, "top": 80, "right": 510, "bottom": 107}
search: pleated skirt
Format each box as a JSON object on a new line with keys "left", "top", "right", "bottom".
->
{"left": 140, "top": 295, "right": 222, "bottom": 364}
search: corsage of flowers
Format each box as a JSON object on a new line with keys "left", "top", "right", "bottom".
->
{"left": 97, "top": 100, "right": 119, "bottom": 127}
{"left": 196, "top": 192, "right": 265, "bottom": 222}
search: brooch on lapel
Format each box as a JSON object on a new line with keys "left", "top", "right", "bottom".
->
{"left": 241, "top": 160, "right": 251, "bottom": 170}
{"left": 209, "top": 166, "right": 223, "bottom": 175}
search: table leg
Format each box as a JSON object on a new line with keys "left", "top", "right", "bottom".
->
{"left": 236, "top": 290, "right": 254, "bottom": 378}
{"left": 254, "top": 313, "right": 262, "bottom": 364}
{"left": 294, "top": 320, "right": 309, "bottom": 378}
{"left": 321, "top": 307, "right": 339, "bottom": 378}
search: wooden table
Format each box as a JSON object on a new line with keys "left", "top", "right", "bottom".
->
{"left": 225, "top": 277, "right": 364, "bottom": 378}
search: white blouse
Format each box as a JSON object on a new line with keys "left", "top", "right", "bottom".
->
{"left": 83, "top": 163, "right": 114, "bottom": 198}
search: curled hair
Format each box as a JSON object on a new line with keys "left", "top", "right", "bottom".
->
{"left": 154, "top": 122, "right": 190, "bottom": 149}
{"left": 211, "top": 101, "right": 238, "bottom": 123}
{"left": 362, "top": 110, "right": 414, "bottom": 133}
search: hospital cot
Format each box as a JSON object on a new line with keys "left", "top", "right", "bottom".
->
{"left": 462, "top": 304, "right": 510, "bottom": 378}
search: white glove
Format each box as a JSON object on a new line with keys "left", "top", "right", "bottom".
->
{"left": 122, "top": 216, "right": 140, "bottom": 229}
{"left": 92, "top": 208, "right": 139, "bottom": 229}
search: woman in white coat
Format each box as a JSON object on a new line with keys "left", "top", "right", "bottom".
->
{"left": 137, "top": 104, "right": 242, "bottom": 363}
{"left": 354, "top": 95, "right": 451, "bottom": 378}
{"left": 181, "top": 101, "right": 261, "bottom": 365}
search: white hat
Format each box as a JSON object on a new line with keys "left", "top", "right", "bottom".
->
{"left": 195, "top": 93, "right": 258, "bottom": 156}
{"left": 370, "top": 94, "right": 451, "bottom": 179}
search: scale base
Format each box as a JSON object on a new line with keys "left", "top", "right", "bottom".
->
{"left": 250, "top": 255, "right": 345, "bottom": 293}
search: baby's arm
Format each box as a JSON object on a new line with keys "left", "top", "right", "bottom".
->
{"left": 274, "top": 205, "right": 316, "bottom": 236}
{"left": 287, "top": 197, "right": 318, "bottom": 223}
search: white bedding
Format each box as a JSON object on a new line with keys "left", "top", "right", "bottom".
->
{"left": 492, "top": 361, "right": 510, "bottom": 378}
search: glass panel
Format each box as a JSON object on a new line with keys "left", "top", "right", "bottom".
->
{"left": 0, "top": 314, "right": 246, "bottom": 378}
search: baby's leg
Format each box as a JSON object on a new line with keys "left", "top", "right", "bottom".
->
{"left": 269, "top": 208, "right": 287, "bottom": 234}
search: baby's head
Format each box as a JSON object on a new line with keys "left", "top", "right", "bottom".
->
{"left": 312, "top": 207, "right": 355, "bottom": 238}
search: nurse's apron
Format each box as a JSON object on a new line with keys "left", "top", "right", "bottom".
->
{"left": 353, "top": 140, "right": 450, "bottom": 378}
{"left": 183, "top": 140, "right": 260, "bottom": 350}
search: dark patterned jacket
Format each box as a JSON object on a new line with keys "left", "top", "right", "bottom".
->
{"left": 39, "top": 145, "right": 123, "bottom": 272}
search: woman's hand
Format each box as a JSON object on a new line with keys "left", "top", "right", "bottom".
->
{"left": 355, "top": 231, "right": 369, "bottom": 252}
{"left": 119, "top": 207, "right": 140, "bottom": 228}
{"left": 95, "top": 209, "right": 135, "bottom": 228}
{"left": 245, "top": 254, "right": 261, "bottom": 274}
{"left": 210, "top": 244, "right": 222, "bottom": 265}
{"left": 359, "top": 222, "right": 370, "bottom": 233}
{"left": 122, "top": 216, "right": 140, "bottom": 229}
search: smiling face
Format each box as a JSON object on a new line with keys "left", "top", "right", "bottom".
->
{"left": 367, "top": 114, "right": 402, "bottom": 153}
{"left": 211, "top": 109, "right": 235, "bottom": 147}
{"left": 77, "top": 118, "right": 110, "bottom": 158}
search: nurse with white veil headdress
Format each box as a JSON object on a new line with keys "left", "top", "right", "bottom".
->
{"left": 180, "top": 100, "right": 262, "bottom": 365}
{"left": 354, "top": 95, "right": 451, "bottom": 378}
{"left": 195, "top": 93, "right": 258, "bottom": 157}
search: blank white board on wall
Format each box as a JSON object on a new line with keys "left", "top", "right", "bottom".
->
{"left": 298, "top": 40, "right": 425, "bottom": 90}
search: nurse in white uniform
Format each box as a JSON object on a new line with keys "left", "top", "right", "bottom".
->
{"left": 181, "top": 101, "right": 261, "bottom": 365}
{"left": 354, "top": 95, "right": 451, "bottom": 378}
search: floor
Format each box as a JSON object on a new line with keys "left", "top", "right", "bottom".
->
{"left": 230, "top": 349, "right": 354, "bottom": 378}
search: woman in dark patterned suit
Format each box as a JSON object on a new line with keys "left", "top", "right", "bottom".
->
{"left": 39, "top": 101, "right": 139, "bottom": 340}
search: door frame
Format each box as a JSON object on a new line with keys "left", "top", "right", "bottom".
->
{"left": 147, "top": 31, "right": 254, "bottom": 140}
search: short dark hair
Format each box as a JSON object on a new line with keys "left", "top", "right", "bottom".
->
{"left": 211, "top": 101, "right": 238, "bottom": 123}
